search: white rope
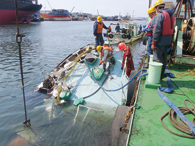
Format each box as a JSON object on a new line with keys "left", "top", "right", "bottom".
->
{"left": 81, "top": 108, "right": 90, "bottom": 126}
{"left": 72, "top": 105, "right": 80, "bottom": 125}
{"left": 121, "top": 57, "right": 127, "bottom": 102}
{"left": 72, "top": 105, "right": 103, "bottom": 126}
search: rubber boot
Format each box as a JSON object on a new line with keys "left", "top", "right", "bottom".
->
{"left": 103, "top": 63, "right": 106, "bottom": 72}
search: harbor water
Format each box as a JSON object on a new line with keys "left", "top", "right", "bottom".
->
{"left": 0, "top": 21, "right": 146, "bottom": 145}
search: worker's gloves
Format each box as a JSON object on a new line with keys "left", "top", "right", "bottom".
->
{"left": 99, "top": 59, "right": 103, "bottom": 65}
{"left": 151, "top": 40, "right": 156, "bottom": 51}
{"left": 94, "top": 36, "right": 97, "bottom": 39}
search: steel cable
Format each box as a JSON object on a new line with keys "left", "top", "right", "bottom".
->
{"left": 160, "top": 99, "right": 195, "bottom": 139}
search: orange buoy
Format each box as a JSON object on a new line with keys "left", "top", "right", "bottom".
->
{"left": 118, "top": 42, "right": 126, "bottom": 51}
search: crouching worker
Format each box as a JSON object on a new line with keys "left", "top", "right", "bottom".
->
{"left": 121, "top": 45, "right": 134, "bottom": 77}
{"left": 96, "top": 45, "right": 113, "bottom": 71}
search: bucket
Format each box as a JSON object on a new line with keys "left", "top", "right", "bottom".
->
{"left": 148, "top": 62, "right": 163, "bottom": 84}
{"left": 149, "top": 55, "right": 153, "bottom": 63}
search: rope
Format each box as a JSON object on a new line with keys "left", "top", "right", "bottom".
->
{"left": 158, "top": 71, "right": 195, "bottom": 138}
{"left": 171, "top": 80, "right": 195, "bottom": 104}
{"left": 130, "top": 47, "right": 146, "bottom": 54}
{"left": 175, "top": 68, "right": 195, "bottom": 80}
{"left": 56, "top": 48, "right": 94, "bottom": 103}
{"left": 121, "top": 58, "right": 127, "bottom": 101}
{"left": 160, "top": 99, "right": 195, "bottom": 138}
{"left": 121, "top": 56, "right": 145, "bottom": 132}
{"left": 72, "top": 105, "right": 103, "bottom": 126}
{"left": 14, "top": 0, "right": 30, "bottom": 127}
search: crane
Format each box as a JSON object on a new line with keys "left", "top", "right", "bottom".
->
{"left": 70, "top": 6, "right": 75, "bottom": 13}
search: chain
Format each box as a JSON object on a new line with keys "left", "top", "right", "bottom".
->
{"left": 14, "top": 0, "right": 30, "bottom": 127}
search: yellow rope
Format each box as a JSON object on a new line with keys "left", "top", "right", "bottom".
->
{"left": 56, "top": 47, "right": 94, "bottom": 103}
{"left": 176, "top": 68, "right": 195, "bottom": 79}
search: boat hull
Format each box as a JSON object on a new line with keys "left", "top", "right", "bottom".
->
{"left": 0, "top": 1, "right": 42, "bottom": 24}
{"left": 40, "top": 14, "right": 71, "bottom": 18}
{"left": 0, "top": 9, "right": 37, "bottom": 24}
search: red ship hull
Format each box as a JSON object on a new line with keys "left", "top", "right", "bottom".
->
{"left": 0, "top": 9, "right": 37, "bottom": 24}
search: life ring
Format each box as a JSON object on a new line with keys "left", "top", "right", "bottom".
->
{"left": 109, "top": 34, "right": 114, "bottom": 38}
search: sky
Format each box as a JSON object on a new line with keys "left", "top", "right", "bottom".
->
{"left": 38, "top": 0, "right": 177, "bottom": 17}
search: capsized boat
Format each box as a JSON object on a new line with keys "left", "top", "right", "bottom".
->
{"left": 104, "top": 21, "right": 144, "bottom": 45}
{"left": 36, "top": 44, "right": 136, "bottom": 107}
{"left": 35, "top": 41, "right": 147, "bottom": 145}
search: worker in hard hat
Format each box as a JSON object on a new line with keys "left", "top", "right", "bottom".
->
{"left": 107, "top": 25, "right": 111, "bottom": 33}
{"left": 96, "top": 45, "right": 113, "bottom": 71}
{"left": 151, "top": 0, "right": 175, "bottom": 79}
{"left": 93, "top": 16, "right": 108, "bottom": 51}
{"left": 115, "top": 23, "right": 120, "bottom": 33}
{"left": 121, "top": 46, "right": 134, "bottom": 78}
{"left": 146, "top": 7, "right": 156, "bottom": 56}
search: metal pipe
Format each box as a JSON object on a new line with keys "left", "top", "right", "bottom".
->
{"left": 189, "top": 0, "right": 194, "bottom": 17}
{"left": 177, "top": 0, "right": 184, "bottom": 17}
{"left": 176, "top": 1, "right": 182, "bottom": 17}
{"left": 187, "top": 0, "right": 190, "bottom": 19}
{"left": 184, "top": 2, "right": 187, "bottom": 19}
{"left": 174, "top": 0, "right": 180, "bottom": 12}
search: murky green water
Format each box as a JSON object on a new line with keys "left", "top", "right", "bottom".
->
{"left": 0, "top": 21, "right": 146, "bottom": 145}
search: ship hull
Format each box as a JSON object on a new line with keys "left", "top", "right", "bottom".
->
{"left": 40, "top": 14, "right": 71, "bottom": 18}
{"left": 0, "top": 1, "right": 42, "bottom": 24}
{"left": 0, "top": 9, "right": 36, "bottom": 24}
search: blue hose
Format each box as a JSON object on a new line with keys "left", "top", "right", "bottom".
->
{"left": 85, "top": 59, "right": 147, "bottom": 92}
{"left": 136, "top": 73, "right": 148, "bottom": 81}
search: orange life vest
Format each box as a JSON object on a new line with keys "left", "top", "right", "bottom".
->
{"left": 95, "top": 22, "right": 103, "bottom": 33}
{"left": 101, "top": 46, "right": 113, "bottom": 57}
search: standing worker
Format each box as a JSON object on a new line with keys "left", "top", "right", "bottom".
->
{"left": 121, "top": 47, "right": 134, "bottom": 77}
{"left": 96, "top": 45, "right": 113, "bottom": 71}
{"left": 115, "top": 23, "right": 120, "bottom": 33}
{"left": 139, "top": 25, "right": 142, "bottom": 33}
{"left": 151, "top": 0, "right": 175, "bottom": 79}
{"left": 93, "top": 16, "right": 108, "bottom": 51}
{"left": 146, "top": 7, "right": 156, "bottom": 56}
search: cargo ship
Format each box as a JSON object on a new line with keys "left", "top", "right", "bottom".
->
{"left": 40, "top": 9, "right": 71, "bottom": 18}
{"left": 0, "top": 0, "right": 42, "bottom": 24}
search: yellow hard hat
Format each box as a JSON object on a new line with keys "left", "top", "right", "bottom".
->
{"left": 148, "top": 7, "right": 156, "bottom": 14}
{"left": 96, "top": 45, "right": 102, "bottom": 52}
{"left": 97, "top": 16, "right": 102, "bottom": 22}
{"left": 154, "top": 0, "right": 165, "bottom": 8}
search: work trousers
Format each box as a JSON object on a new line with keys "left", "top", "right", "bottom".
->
{"left": 153, "top": 45, "right": 169, "bottom": 78}
{"left": 147, "top": 35, "right": 153, "bottom": 56}
{"left": 95, "top": 33, "right": 104, "bottom": 50}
